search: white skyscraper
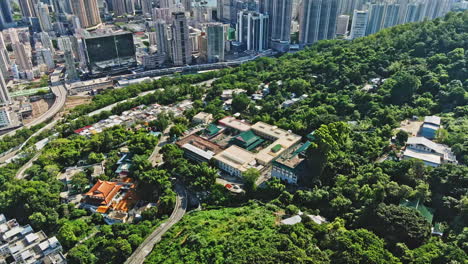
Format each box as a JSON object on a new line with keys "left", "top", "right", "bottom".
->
{"left": 336, "top": 14, "right": 350, "bottom": 36}
{"left": 299, "top": 0, "right": 340, "bottom": 45}
{"left": 365, "top": 3, "right": 385, "bottom": 35}
{"left": 350, "top": 10, "right": 368, "bottom": 39}
{"left": 260, "top": 0, "right": 293, "bottom": 51}
{"left": 236, "top": 11, "right": 269, "bottom": 51}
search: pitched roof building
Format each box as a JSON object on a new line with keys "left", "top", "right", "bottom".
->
{"left": 84, "top": 180, "right": 122, "bottom": 206}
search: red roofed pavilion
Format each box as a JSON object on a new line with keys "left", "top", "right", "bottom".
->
{"left": 84, "top": 180, "right": 122, "bottom": 206}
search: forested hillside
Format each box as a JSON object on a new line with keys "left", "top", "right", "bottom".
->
{"left": 0, "top": 11, "right": 466, "bottom": 264}
{"left": 146, "top": 12, "right": 468, "bottom": 263}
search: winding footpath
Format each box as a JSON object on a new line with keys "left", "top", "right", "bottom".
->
{"left": 124, "top": 184, "right": 187, "bottom": 264}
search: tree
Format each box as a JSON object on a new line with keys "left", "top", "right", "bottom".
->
{"left": 169, "top": 124, "right": 187, "bottom": 139}
{"left": 67, "top": 244, "right": 97, "bottom": 264}
{"left": 70, "top": 172, "right": 89, "bottom": 192}
{"left": 306, "top": 122, "right": 350, "bottom": 182}
{"left": 325, "top": 229, "right": 400, "bottom": 264}
{"left": 396, "top": 130, "right": 409, "bottom": 146}
{"left": 387, "top": 72, "right": 421, "bottom": 105}
{"left": 232, "top": 93, "right": 250, "bottom": 113}
{"left": 88, "top": 152, "right": 105, "bottom": 164}
{"left": 361, "top": 204, "right": 431, "bottom": 249}
{"left": 243, "top": 168, "right": 260, "bottom": 193}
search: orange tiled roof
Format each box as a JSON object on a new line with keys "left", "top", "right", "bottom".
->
{"left": 114, "top": 189, "right": 139, "bottom": 212}
{"left": 84, "top": 180, "right": 122, "bottom": 205}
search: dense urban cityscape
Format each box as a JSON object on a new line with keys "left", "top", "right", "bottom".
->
{"left": 0, "top": 0, "right": 467, "bottom": 263}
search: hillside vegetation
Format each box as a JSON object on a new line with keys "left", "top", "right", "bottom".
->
{"left": 146, "top": 12, "right": 468, "bottom": 263}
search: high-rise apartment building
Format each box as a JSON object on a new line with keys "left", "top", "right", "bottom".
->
{"left": 39, "top": 32, "right": 55, "bottom": 53}
{"left": 155, "top": 20, "right": 170, "bottom": 57}
{"left": 0, "top": 0, "right": 14, "bottom": 30}
{"left": 36, "top": 48, "right": 55, "bottom": 70}
{"left": 338, "top": 0, "right": 366, "bottom": 15}
{"left": 0, "top": 70, "right": 10, "bottom": 104}
{"left": 37, "top": 3, "right": 53, "bottom": 32}
{"left": 382, "top": 3, "right": 400, "bottom": 29}
{"left": 0, "top": 34, "right": 9, "bottom": 78}
{"left": 236, "top": 11, "right": 269, "bottom": 51}
{"left": 170, "top": 12, "right": 192, "bottom": 66}
{"left": 299, "top": 0, "right": 340, "bottom": 45}
{"left": 404, "top": 2, "right": 425, "bottom": 23}
{"left": 113, "top": 0, "right": 135, "bottom": 15}
{"left": 350, "top": 9, "right": 368, "bottom": 39}
{"left": 64, "top": 50, "right": 79, "bottom": 80}
{"left": 217, "top": 0, "right": 232, "bottom": 22}
{"left": 19, "top": 0, "right": 38, "bottom": 18}
{"left": 152, "top": 8, "right": 172, "bottom": 22}
{"left": 336, "top": 14, "right": 350, "bottom": 36}
{"left": 141, "top": 0, "right": 153, "bottom": 16}
{"left": 260, "top": 0, "right": 293, "bottom": 51}
{"left": 182, "top": 0, "right": 192, "bottom": 12}
{"left": 365, "top": 3, "right": 385, "bottom": 35}
{"left": 206, "top": 23, "right": 225, "bottom": 62}
{"left": 13, "top": 43, "right": 33, "bottom": 72}
{"left": 72, "top": 0, "right": 102, "bottom": 28}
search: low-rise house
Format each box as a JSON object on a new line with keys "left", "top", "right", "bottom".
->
{"left": 421, "top": 115, "right": 441, "bottom": 139}
{"left": 176, "top": 135, "right": 223, "bottom": 163}
{"left": 402, "top": 137, "right": 458, "bottom": 167}
{"left": 0, "top": 214, "right": 66, "bottom": 264}
{"left": 192, "top": 112, "right": 213, "bottom": 125}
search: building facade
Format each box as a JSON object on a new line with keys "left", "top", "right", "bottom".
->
{"left": 260, "top": 0, "right": 293, "bottom": 51}
{"left": 236, "top": 11, "right": 269, "bottom": 51}
{"left": 170, "top": 12, "right": 192, "bottom": 66}
{"left": 350, "top": 10, "right": 368, "bottom": 39}
{"left": 206, "top": 23, "right": 225, "bottom": 62}
{"left": 336, "top": 14, "right": 350, "bottom": 36}
{"left": 72, "top": 0, "right": 102, "bottom": 28}
{"left": 299, "top": 0, "right": 340, "bottom": 45}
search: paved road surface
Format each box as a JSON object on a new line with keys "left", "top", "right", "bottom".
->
{"left": 0, "top": 68, "right": 66, "bottom": 139}
{"left": 124, "top": 184, "right": 187, "bottom": 264}
{"left": 15, "top": 152, "right": 41, "bottom": 179}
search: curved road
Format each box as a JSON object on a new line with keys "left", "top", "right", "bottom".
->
{"left": 125, "top": 184, "right": 187, "bottom": 264}
{"left": 0, "top": 68, "right": 67, "bottom": 139}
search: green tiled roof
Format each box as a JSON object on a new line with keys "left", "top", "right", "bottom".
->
{"left": 204, "top": 124, "right": 221, "bottom": 136}
{"left": 232, "top": 130, "right": 264, "bottom": 151}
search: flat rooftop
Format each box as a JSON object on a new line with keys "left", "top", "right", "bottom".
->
{"left": 403, "top": 148, "right": 441, "bottom": 165}
{"left": 176, "top": 134, "right": 223, "bottom": 154}
{"left": 213, "top": 145, "right": 257, "bottom": 173}
{"left": 67, "top": 77, "right": 112, "bottom": 89}
{"left": 218, "top": 116, "right": 251, "bottom": 132}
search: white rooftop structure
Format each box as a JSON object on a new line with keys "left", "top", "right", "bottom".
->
{"left": 403, "top": 137, "right": 458, "bottom": 166}
{"left": 424, "top": 116, "right": 441, "bottom": 126}
{"left": 281, "top": 215, "right": 302, "bottom": 225}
